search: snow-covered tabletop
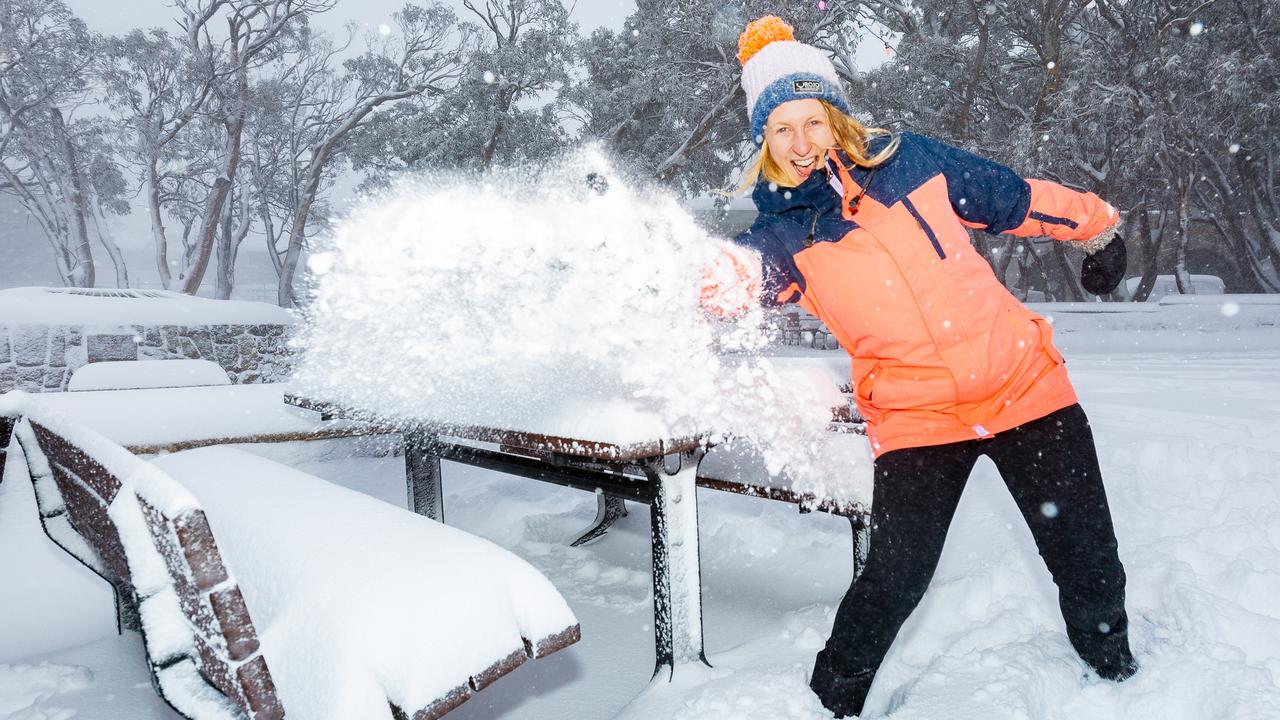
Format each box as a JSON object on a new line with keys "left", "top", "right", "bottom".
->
{"left": 289, "top": 356, "right": 854, "bottom": 463}
{"left": 286, "top": 391, "right": 703, "bottom": 463}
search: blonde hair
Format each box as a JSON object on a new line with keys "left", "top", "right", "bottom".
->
{"left": 733, "top": 100, "right": 899, "bottom": 194}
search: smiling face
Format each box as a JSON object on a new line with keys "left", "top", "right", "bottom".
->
{"left": 763, "top": 98, "right": 837, "bottom": 185}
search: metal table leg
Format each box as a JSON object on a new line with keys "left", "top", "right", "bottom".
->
{"left": 570, "top": 493, "right": 628, "bottom": 546}
{"left": 646, "top": 449, "right": 710, "bottom": 678}
{"left": 403, "top": 428, "right": 444, "bottom": 522}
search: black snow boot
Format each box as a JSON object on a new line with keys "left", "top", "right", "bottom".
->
{"left": 1088, "top": 644, "right": 1139, "bottom": 682}
{"left": 810, "top": 652, "right": 874, "bottom": 718}
{"left": 1070, "top": 616, "right": 1139, "bottom": 682}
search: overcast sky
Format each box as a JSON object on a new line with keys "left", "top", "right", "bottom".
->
{"left": 64, "top": 0, "right": 635, "bottom": 35}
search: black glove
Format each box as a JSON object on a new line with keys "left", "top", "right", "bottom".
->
{"left": 1081, "top": 233, "right": 1127, "bottom": 295}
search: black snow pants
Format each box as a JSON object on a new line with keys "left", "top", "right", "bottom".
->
{"left": 810, "top": 403, "right": 1136, "bottom": 718}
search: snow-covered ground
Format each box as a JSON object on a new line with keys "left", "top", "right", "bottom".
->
{"left": 3, "top": 308, "right": 1279, "bottom": 719}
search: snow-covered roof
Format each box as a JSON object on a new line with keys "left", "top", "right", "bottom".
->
{"left": 0, "top": 287, "right": 296, "bottom": 327}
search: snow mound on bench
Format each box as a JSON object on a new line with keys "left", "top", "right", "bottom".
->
{"left": 67, "top": 360, "right": 231, "bottom": 391}
{"left": 150, "top": 446, "right": 578, "bottom": 718}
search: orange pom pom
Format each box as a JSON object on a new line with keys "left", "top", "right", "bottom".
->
{"left": 736, "top": 15, "right": 795, "bottom": 66}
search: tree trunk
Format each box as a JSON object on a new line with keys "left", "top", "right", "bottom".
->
{"left": 1132, "top": 204, "right": 1168, "bottom": 302}
{"left": 1198, "top": 156, "right": 1274, "bottom": 292}
{"left": 215, "top": 188, "right": 236, "bottom": 299}
{"left": 180, "top": 61, "right": 248, "bottom": 295}
{"left": 952, "top": 1, "right": 990, "bottom": 143}
{"left": 1172, "top": 171, "right": 1194, "bottom": 294}
{"left": 278, "top": 149, "right": 331, "bottom": 307}
{"left": 89, "top": 199, "right": 129, "bottom": 288}
{"left": 52, "top": 108, "right": 94, "bottom": 288}
{"left": 146, "top": 157, "right": 174, "bottom": 290}
{"left": 1050, "top": 240, "right": 1083, "bottom": 301}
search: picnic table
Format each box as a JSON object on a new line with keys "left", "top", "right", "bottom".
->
{"left": 285, "top": 373, "right": 871, "bottom": 679}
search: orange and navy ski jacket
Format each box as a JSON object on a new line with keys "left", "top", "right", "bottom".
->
{"left": 732, "top": 132, "right": 1118, "bottom": 457}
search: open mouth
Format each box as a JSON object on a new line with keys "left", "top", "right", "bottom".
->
{"left": 791, "top": 156, "right": 819, "bottom": 177}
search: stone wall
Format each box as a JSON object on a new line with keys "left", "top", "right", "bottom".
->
{"left": 0, "top": 324, "right": 292, "bottom": 393}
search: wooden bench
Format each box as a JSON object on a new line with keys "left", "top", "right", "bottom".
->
{"left": 7, "top": 403, "right": 580, "bottom": 720}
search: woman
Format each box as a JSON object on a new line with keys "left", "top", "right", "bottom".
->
{"left": 701, "top": 16, "right": 1137, "bottom": 718}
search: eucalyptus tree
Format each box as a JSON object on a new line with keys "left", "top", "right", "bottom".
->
{"left": 0, "top": 0, "right": 128, "bottom": 287}
{"left": 349, "top": 0, "right": 574, "bottom": 183}
{"left": 267, "top": 2, "right": 470, "bottom": 306}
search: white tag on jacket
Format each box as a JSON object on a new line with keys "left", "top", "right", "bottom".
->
{"left": 826, "top": 156, "right": 845, "bottom": 198}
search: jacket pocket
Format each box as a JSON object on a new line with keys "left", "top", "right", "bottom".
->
{"left": 902, "top": 196, "right": 946, "bottom": 259}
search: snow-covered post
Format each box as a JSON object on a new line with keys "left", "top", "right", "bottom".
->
{"left": 403, "top": 428, "right": 444, "bottom": 522}
{"left": 645, "top": 447, "right": 709, "bottom": 678}
{"left": 0, "top": 414, "right": 14, "bottom": 483}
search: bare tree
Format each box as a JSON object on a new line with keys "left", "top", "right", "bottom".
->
{"left": 101, "top": 28, "right": 215, "bottom": 290}
{"left": 171, "top": 0, "right": 333, "bottom": 296}
{"left": 0, "top": 0, "right": 125, "bottom": 287}
{"left": 269, "top": 2, "right": 467, "bottom": 306}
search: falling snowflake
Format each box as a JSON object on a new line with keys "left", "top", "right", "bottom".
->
{"left": 1228, "top": 143, "right": 1241, "bottom": 154}
{"left": 1220, "top": 301, "right": 1240, "bottom": 318}
{"left": 378, "top": 24, "right": 391, "bottom": 36}
{"left": 1047, "top": 60, "right": 1056, "bottom": 69}
{"left": 1189, "top": 22, "right": 1204, "bottom": 36}
{"left": 483, "top": 71, "right": 496, "bottom": 84}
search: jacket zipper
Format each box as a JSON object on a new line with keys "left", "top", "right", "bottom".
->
{"left": 901, "top": 196, "right": 946, "bottom": 259}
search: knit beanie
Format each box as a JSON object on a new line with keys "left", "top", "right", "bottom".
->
{"left": 738, "top": 16, "right": 852, "bottom": 144}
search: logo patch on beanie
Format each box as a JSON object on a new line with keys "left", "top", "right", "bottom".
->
{"left": 793, "top": 79, "right": 823, "bottom": 93}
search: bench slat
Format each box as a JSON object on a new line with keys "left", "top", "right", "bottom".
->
{"left": 236, "top": 655, "right": 285, "bottom": 720}
{"left": 173, "top": 510, "right": 230, "bottom": 592}
{"left": 48, "top": 459, "right": 132, "bottom": 582}
{"left": 209, "top": 587, "right": 260, "bottom": 662}
{"left": 34, "top": 424, "right": 121, "bottom": 503}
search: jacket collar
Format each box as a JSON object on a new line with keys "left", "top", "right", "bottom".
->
{"left": 751, "top": 163, "right": 841, "bottom": 217}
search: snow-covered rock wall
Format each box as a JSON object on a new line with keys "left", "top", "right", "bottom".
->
{"left": 0, "top": 324, "right": 293, "bottom": 393}
{"left": 0, "top": 287, "right": 296, "bottom": 392}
